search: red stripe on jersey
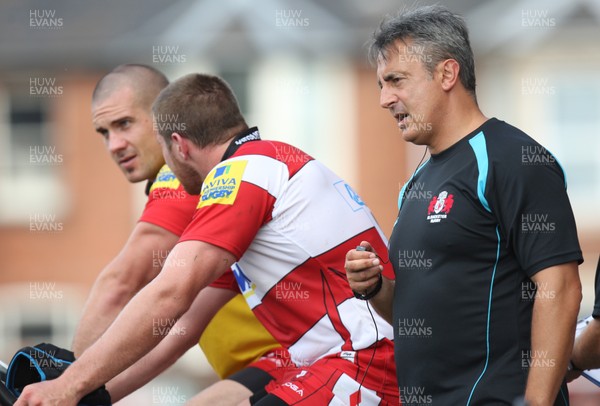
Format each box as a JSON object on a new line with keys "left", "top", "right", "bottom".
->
{"left": 179, "top": 181, "right": 276, "bottom": 260}
{"left": 252, "top": 228, "right": 392, "bottom": 350}
{"left": 138, "top": 185, "right": 198, "bottom": 236}
{"left": 320, "top": 269, "right": 353, "bottom": 351}
{"left": 250, "top": 256, "right": 342, "bottom": 349}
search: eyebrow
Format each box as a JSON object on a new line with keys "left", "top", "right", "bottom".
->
{"left": 382, "top": 73, "right": 397, "bottom": 82}
{"left": 377, "top": 72, "right": 402, "bottom": 88}
{"left": 94, "top": 116, "right": 132, "bottom": 133}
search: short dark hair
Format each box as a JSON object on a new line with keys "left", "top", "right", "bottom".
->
{"left": 369, "top": 5, "right": 476, "bottom": 98}
{"left": 92, "top": 64, "right": 169, "bottom": 109}
{"left": 152, "top": 74, "right": 247, "bottom": 148}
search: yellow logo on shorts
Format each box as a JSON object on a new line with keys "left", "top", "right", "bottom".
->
{"left": 150, "top": 165, "right": 180, "bottom": 192}
{"left": 198, "top": 160, "right": 247, "bottom": 208}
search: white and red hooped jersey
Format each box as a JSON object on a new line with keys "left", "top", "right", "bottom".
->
{"left": 179, "top": 127, "right": 394, "bottom": 366}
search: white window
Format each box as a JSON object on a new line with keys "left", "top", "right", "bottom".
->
{"left": 545, "top": 74, "right": 600, "bottom": 229}
{"left": 0, "top": 77, "right": 69, "bottom": 225}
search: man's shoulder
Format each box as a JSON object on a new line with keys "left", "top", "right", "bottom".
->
{"left": 478, "top": 119, "right": 558, "bottom": 168}
{"left": 472, "top": 119, "right": 567, "bottom": 195}
{"left": 235, "top": 140, "right": 312, "bottom": 159}
{"left": 478, "top": 118, "right": 535, "bottom": 148}
{"left": 478, "top": 118, "right": 536, "bottom": 146}
{"left": 226, "top": 140, "right": 315, "bottom": 177}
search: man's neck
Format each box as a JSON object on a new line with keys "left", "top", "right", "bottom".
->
{"left": 190, "top": 125, "right": 253, "bottom": 178}
{"left": 428, "top": 95, "right": 487, "bottom": 155}
{"left": 191, "top": 144, "right": 229, "bottom": 180}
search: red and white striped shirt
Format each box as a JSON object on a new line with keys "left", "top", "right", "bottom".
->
{"left": 179, "top": 128, "right": 394, "bottom": 366}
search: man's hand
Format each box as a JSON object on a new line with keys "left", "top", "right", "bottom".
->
{"left": 345, "top": 241, "right": 383, "bottom": 294}
{"left": 15, "top": 378, "right": 79, "bottom": 406}
{"left": 566, "top": 317, "right": 600, "bottom": 383}
{"left": 345, "top": 240, "right": 394, "bottom": 324}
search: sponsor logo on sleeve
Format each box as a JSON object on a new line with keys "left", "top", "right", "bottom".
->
{"left": 150, "top": 165, "right": 181, "bottom": 192}
{"left": 198, "top": 160, "right": 247, "bottom": 208}
{"left": 232, "top": 263, "right": 260, "bottom": 309}
{"left": 334, "top": 181, "right": 365, "bottom": 212}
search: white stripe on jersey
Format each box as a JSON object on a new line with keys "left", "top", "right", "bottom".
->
{"left": 336, "top": 298, "right": 393, "bottom": 349}
{"left": 330, "top": 373, "right": 380, "bottom": 406}
{"left": 288, "top": 312, "right": 344, "bottom": 366}
{"left": 287, "top": 299, "right": 393, "bottom": 366}
{"left": 226, "top": 154, "right": 287, "bottom": 198}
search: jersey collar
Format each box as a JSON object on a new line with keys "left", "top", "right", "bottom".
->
{"left": 221, "top": 127, "right": 261, "bottom": 161}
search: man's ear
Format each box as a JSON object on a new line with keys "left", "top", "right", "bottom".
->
{"left": 439, "top": 59, "right": 460, "bottom": 92}
{"left": 171, "top": 133, "right": 190, "bottom": 159}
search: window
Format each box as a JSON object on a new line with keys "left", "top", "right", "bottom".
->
{"left": 555, "top": 81, "right": 600, "bottom": 194}
{"left": 0, "top": 77, "right": 68, "bottom": 225}
{"left": 0, "top": 284, "right": 79, "bottom": 356}
{"left": 544, "top": 74, "right": 600, "bottom": 228}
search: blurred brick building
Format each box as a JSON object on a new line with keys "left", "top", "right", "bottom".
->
{"left": 0, "top": 0, "right": 599, "bottom": 403}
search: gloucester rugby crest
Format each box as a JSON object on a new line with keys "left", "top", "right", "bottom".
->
{"left": 427, "top": 191, "right": 454, "bottom": 223}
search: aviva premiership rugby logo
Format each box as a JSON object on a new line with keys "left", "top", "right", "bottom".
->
{"left": 198, "top": 160, "right": 247, "bottom": 208}
{"left": 426, "top": 191, "right": 454, "bottom": 223}
{"left": 150, "top": 165, "right": 180, "bottom": 192}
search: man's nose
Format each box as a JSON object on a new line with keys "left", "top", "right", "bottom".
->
{"left": 379, "top": 86, "right": 398, "bottom": 109}
{"left": 107, "top": 132, "right": 128, "bottom": 153}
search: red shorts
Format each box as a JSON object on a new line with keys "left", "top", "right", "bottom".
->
{"left": 248, "top": 347, "right": 294, "bottom": 377}
{"left": 265, "top": 339, "right": 399, "bottom": 405}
